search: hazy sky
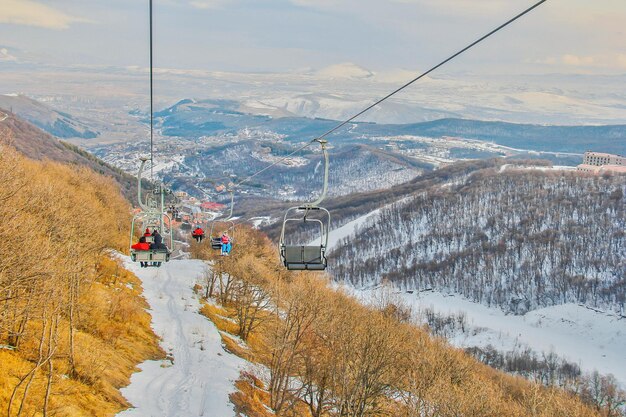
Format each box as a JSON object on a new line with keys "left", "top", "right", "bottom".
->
{"left": 1, "top": 0, "right": 625, "bottom": 75}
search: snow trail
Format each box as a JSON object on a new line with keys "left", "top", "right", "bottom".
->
{"left": 117, "top": 257, "right": 245, "bottom": 417}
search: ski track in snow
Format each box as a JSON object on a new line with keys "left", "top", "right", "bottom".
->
{"left": 117, "top": 257, "right": 245, "bottom": 417}
{"left": 325, "top": 209, "right": 382, "bottom": 250}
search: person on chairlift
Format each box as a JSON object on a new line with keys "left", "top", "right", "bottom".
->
{"left": 192, "top": 225, "right": 204, "bottom": 243}
{"left": 221, "top": 231, "right": 231, "bottom": 256}
{"left": 150, "top": 229, "right": 166, "bottom": 250}
{"left": 131, "top": 235, "right": 151, "bottom": 268}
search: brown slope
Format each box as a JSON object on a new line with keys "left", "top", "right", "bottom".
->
{"left": 0, "top": 108, "right": 141, "bottom": 203}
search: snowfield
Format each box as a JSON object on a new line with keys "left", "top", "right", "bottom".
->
{"left": 117, "top": 257, "right": 245, "bottom": 417}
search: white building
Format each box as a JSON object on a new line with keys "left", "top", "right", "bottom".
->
{"left": 577, "top": 152, "right": 626, "bottom": 174}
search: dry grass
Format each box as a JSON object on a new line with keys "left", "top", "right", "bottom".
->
{"left": 200, "top": 302, "right": 240, "bottom": 335}
{"left": 230, "top": 373, "right": 274, "bottom": 417}
{"left": 0, "top": 257, "right": 164, "bottom": 416}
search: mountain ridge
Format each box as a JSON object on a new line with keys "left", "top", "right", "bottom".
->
{"left": 0, "top": 111, "right": 141, "bottom": 202}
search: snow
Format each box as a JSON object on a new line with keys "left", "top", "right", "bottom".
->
{"left": 322, "top": 196, "right": 414, "bottom": 250}
{"left": 499, "top": 164, "right": 577, "bottom": 173}
{"left": 324, "top": 209, "right": 382, "bottom": 250}
{"left": 117, "top": 257, "right": 245, "bottom": 417}
{"left": 360, "top": 289, "right": 626, "bottom": 386}
{"left": 249, "top": 216, "right": 272, "bottom": 228}
{"left": 316, "top": 63, "right": 374, "bottom": 79}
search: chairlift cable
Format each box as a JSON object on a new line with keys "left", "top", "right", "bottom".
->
{"left": 315, "top": 0, "right": 548, "bottom": 142}
{"left": 231, "top": 0, "right": 548, "bottom": 190}
{"left": 232, "top": 140, "right": 315, "bottom": 189}
{"left": 149, "top": 0, "right": 154, "bottom": 180}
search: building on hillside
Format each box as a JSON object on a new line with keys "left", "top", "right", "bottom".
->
{"left": 200, "top": 201, "right": 226, "bottom": 211}
{"left": 582, "top": 152, "right": 625, "bottom": 166}
{"left": 577, "top": 152, "right": 626, "bottom": 175}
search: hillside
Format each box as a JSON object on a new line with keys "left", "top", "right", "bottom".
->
{"left": 0, "top": 111, "right": 144, "bottom": 203}
{"left": 330, "top": 168, "right": 625, "bottom": 315}
{"left": 0, "top": 145, "right": 162, "bottom": 416}
{"left": 363, "top": 118, "right": 626, "bottom": 155}
{"left": 0, "top": 94, "right": 98, "bottom": 139}
{"left": 185, "top": 226, "right": 612, "bottom": 417}
{"left": 94, "top": 99, "right": 625, "bottom": 202}
{"left": 256, "top": 158, "right": 528, "bottom": 240}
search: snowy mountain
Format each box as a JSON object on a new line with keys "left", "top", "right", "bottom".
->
{"left": 318, "top": 164, "right": 625, "bottom": 387}
{"left": 315, "top": 63, "right": 375, "bottom": 79}
{"left": 150, "top": 99, "right": 626, "bottom": 155}
{"left": 330, "top": 167, "right": 625, "bottom": 315}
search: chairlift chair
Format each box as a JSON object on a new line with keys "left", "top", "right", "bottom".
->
{"left": 279, "top": 206, "right": 330, "bottom": 270}
{"left": 129, "top": 212, "right": 173, "bottom": 265}
{"left": 279, "top": 139, "right": 331, "bottom": 271}
{"left": 209, "top": 219, "right": 236, "bottom": 250}
{"left": 209, "top": 190, "right": 236, "bottom": 251}
{"left": 129, "top": 158, "right": 173, "bottom": 267}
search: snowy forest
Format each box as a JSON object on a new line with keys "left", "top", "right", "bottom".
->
{"left": 331, "top": 168, "right": 625, "bottom": 314}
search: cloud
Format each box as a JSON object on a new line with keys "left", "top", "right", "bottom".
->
{"left": 392, "top": 0, "right": 523, "bottom": 15}
{"left": 189, "top": 0, "right": 231, "bottom": 9}
{"left": 289, "top": 0, "right": 530, "bottom": 16}
{"left": 562, "top": 54, "right": 595, "bottom": 67}
{"left": 0, "top": 0, "right": 90, "bottom": 30}
{"left": 537, "top": 54, "right": 626, "bottom": 70}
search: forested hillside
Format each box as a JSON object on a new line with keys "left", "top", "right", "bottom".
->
{"left": 190, "top": 227, "right": 606, "bottom": 417}
{"left": 331, "top": 168, "right": 625, "bottom": 314}
{"left": 0, "top": 145, "right": 162, "bottom": 415}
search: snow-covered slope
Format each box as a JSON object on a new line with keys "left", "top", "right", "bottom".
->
{"left": 375, "top": 290, "right": 626, "bottom": 386}
{"left": 325, "top": 197, "right": 626, "bottom": 386}
{"left": 117, "top": 258, "right": 245, "bottom": 417}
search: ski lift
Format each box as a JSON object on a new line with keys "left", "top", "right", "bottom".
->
{"left": 129, "top": 158, "right": 173, "bottom": 266}
{"left": 209, "top": 190, "right": 236, "bottom": 251}
{"left": 279, "top": 139, "right": 330, "bottom": 270}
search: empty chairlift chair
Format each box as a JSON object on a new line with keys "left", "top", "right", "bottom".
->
{"left": 279, "top": 139, "right": 331, "bottom": 271}
{"left": 279, "top": 206, "right": 330, "bottom": 270}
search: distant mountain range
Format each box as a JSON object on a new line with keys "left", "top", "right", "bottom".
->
{"left": 156, "top": 99, "right": 626, "bottom": 155}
